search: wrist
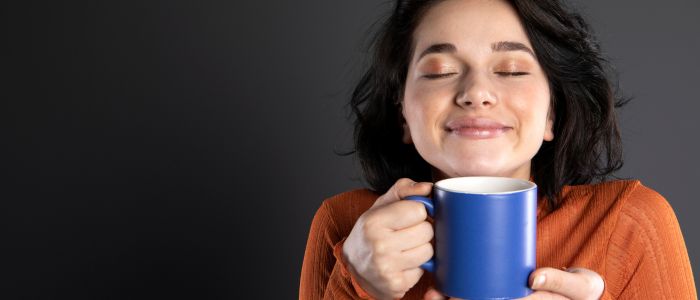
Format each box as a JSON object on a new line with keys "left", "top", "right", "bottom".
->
{"left": 335, "top": 238, "right": 376, "bottom": 299}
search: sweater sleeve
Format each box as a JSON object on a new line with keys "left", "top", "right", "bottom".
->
{"left": 299, "top": 201, "right": 374, "bottom": 300}
{"left": 604, "top": 187, "right": 697, "bottom": 299}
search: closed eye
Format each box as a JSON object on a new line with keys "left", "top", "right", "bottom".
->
{"left": 495, "top": 72, "right": 529, "bottom": 76}
{"left": 423, "top": 72, "right": 458, "bottom": 79}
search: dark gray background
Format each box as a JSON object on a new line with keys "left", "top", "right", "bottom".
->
{"left": 2, "top": 0, "right": 698, "bottom": 299}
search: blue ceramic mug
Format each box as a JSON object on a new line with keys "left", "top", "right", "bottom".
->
{"left": 406, "top": 176, "right": 537, "bottom": 300}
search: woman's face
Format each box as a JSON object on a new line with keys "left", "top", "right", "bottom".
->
{"left": 402, "top": 0, "right": 554, "bottom": 181}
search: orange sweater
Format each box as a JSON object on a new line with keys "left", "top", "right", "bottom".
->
{"left": 300, "top": 180, "right": 697, "bottom": 299}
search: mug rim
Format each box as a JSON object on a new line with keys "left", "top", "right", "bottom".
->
{"left": 435, "top": 176, "right": 537, "bottom": 195}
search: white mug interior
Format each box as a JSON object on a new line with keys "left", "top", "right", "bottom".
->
{"left": 436, "top": 176, "right": 536, "bottom": 194}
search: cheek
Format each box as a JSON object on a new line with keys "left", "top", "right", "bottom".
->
{"left": 403, "top": 83, "right": 453, "bottom": 126}
{"left": 508, "top": 81, "right": 551, "bottom": 131}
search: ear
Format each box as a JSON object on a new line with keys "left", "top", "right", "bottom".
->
{"left": 543, "top": 108, "right": 555, "bottom": 142}
{"left": 400, "top": 103, "right": 413, "bottom": 144}
{"left": 402, "top": 122, "right": 413, "bottom": 144}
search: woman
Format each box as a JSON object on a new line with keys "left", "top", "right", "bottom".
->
{"left": 300, "top": 0, "right": 697, "bottom": 299}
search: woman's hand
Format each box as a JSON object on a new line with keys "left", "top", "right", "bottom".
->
{"left": 343, "top": 178, "right": 434, "bottom": 300}
{"left": 423, "top": 267, "right": 604, "bottom": 300}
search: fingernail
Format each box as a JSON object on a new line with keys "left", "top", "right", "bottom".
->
{"left": 425, "top": 288, "right": 443, "bottom": 300}
{"left": 532, "top": 274, "right": 546, "bottom": 289}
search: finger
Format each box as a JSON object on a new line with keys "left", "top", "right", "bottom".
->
{"left": 567, "top": 268, "right": 604, "bottom": 299}
{"left": 391, "top": 221, "right": 433, "bottom": 250}
{"left": 375, "top": 200, "right": 430, "bottom": 230}
{"left": 518, "top": 290, "right": 569, "bottom": 300}
{"left": 529, "top": 267, "right": 604, "bottom": 300}
{"left": 423, "top": 288, "right": 446, "bottom": 300}
{"left": 373, "top": 178, "right": 432, "bottom": 208}
{"left": 396, "top": 243, "right": 433, "bottom": 270}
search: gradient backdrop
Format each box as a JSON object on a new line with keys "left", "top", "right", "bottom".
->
{"left": 2, "top": 0, "right": 699, "bottom": 299}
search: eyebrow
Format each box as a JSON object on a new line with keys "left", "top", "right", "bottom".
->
{"left": 416, "top": 41, "right": 536, "bottom": 61}
{"left": 417, "top": 43, "right": 457, "bottom": 61}
{"left": 491, "top": 41, "right": 535, "bottom": 57}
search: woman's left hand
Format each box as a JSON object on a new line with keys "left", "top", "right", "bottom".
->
{"left": 424, "top": 267, "right": 604, "bottom": 300}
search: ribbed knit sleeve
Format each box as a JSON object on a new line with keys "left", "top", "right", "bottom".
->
{"left": 299, "top": 200, "right": 372, "bottom": 299}
{"left": 604, "top": 186, "right": 697, "bottom": 299}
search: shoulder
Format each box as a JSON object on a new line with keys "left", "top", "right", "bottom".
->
{"left": 597, "top": 181, "right": 694, "bottom": 297}
{"left": 615, "top": 182, "right": 679, "bottom": 232}
{"left": 561, "top": 179, "right": 642, "bottom": 203}
{"left": 323, "top": 188, "right": 380, "bottom": 206}
{"left": 322, "top": 188, "right": 380, "bottom": 220}
{"left": 564, "top": 179, "right": 680, "bottom": 237}
{"left": 559, "top": 179, "right": 670, "bottom": 212}
{"left": 567, "top": 179, "right": 675, "bottom": 219}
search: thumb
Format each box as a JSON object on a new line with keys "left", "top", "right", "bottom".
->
{"left": 373, "top": 178, "right": 433, "bottom": 208}
{"left": 529, "top": 267, "right": 604, "bottom": 300}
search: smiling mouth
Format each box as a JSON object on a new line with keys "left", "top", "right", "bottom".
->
{"left": 447, "top": 126, "right": 512, "bottom": 139}
{"left": 445, "top": 117, "right": 513, "bottom": 139}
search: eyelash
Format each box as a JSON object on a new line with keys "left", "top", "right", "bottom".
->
{"left": 423, "top": 71, "right": 529, "bottom": 79}
{"left": 495, "top": 72, "right": 529, "bottom": 76}
{"left": 423, "top": 73, "right": 457, "bottom": 79}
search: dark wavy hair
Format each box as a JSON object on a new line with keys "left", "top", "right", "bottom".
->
{"left": 349, "top": 0, "right": 627, "bottom": 210}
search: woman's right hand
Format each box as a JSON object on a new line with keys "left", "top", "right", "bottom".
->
{"left": 342, "top": 178, "right": 435, "bottom": 300}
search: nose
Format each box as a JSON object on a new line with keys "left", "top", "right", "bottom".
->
{"left": 455, "top": 73, "right": 498, "bottom": 108}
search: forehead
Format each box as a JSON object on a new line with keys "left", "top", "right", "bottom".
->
{"left": 412, "top": 0, "right": 532, "bottom": 55}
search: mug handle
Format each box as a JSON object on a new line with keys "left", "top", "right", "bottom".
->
{"left": 405, "top": 195, "right": 435, "bottom": 273}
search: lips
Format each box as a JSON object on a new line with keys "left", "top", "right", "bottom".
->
{"left": 445, "top": 117, "right": 512, "bottom": 139}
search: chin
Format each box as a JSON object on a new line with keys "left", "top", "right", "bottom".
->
{"left": 454, "top": 169, "right": 507, "bottom": 178}
{"left": 443, "top": 160, "right": 511, "bottom": 178}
